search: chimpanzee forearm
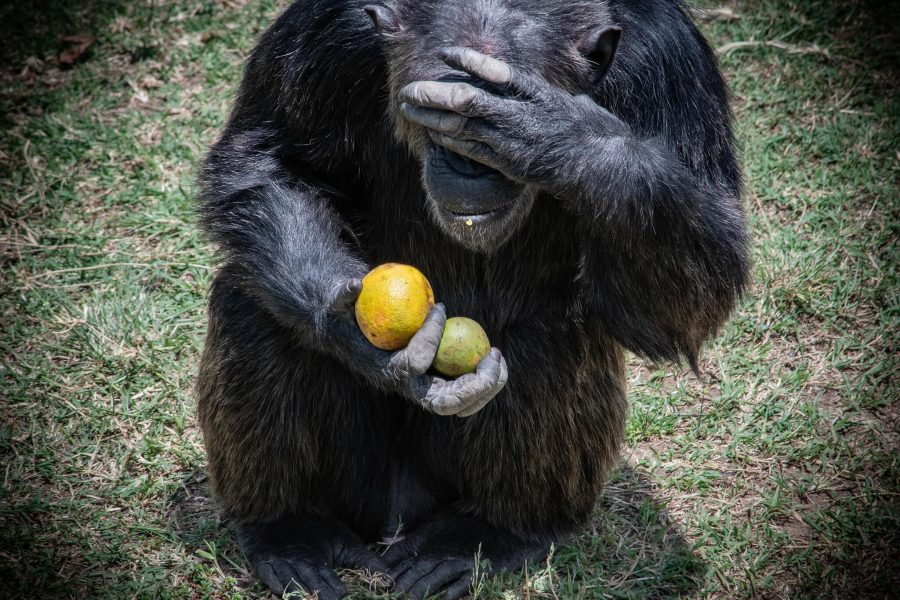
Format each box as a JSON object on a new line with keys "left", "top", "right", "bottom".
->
{"left": 566, "top": 132, "right": 749, "bottom": 365}
{"left": 198, "top": 127, "right": 368, "bottom": 339}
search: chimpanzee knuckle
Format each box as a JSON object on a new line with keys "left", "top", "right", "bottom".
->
{"left": 438, "top": 136, "right": 466, "bottom": 158}
{"left": 406, "top": 348, "right": 434, "bottom": 375}
{"left": 450, "top": 138, "right": 483, "bottom": 160}
{"left": 407, "top": 324, "right": 443, "bottom": 373}
{"left": 462, "top": 121, "right": 488, "bottom": 143}
{"left": 480, "top": 55, "right": 512, "bottom": 86}
{"left": 431, "top": 392, "right": 462, "bottom": 416}
{"left": 403, "top": 82, "right": 424, "bottom": 104}
{"left": 510, "top": 70, "right": 539, "bottom": 97}
{"left": 438, "top": 112, "right": 466, "bottom": 136}
{"left": 389, "top": 352, "right": 413, "bottom": 379}
{"left": 449, "top": 84, "right": 478, "bottom": 112}
{"left": 412, "top": 320, "right": 443, "bottom": 349}
{"left": 455, "top": 395, "right": 491, "bottom": 418}
{"left": 471, "top": 89, "right": 496, "bottom": 116}
{"left": 475, "top": 356, "right": 501, "bottom": 382}
{"left": 458, "top": 139, "right": 477, "bottom": 154}
{"left": 413, "top": 83, "right": 444, "bottom": 107}
{"left": 456, "top": 48, "right": 481, "bottom": 75}
{"left": 420, "top": 85, "right": 441, "bottom": 107}
{"left": 498, "top": 357, "right": 509, "bottom": 387}
{"left": 453, "top": 373, "right": 488, "bottom": 399}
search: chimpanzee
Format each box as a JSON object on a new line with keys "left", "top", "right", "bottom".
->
{"left": 195, "top": 0, "right": 748, "bottom": 598}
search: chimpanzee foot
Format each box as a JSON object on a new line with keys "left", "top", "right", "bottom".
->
{"left": 390, "top": 555, "right": 476, "bottom": 600}
{"left": 382, "top": 514, "right": 549, "bottom": 599}
{"left": 235, "top": 515, "right": 386, "bottom": 599}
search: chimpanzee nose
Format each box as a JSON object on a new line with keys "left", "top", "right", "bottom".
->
{"left": 469, "top": 39, "right": 496, "bottom": 55}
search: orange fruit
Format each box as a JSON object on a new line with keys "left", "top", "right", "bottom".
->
{"left": 433, "top": 317, "right": 491, "bottom": 378}
{"left": 355, "top": 263, "right": 435, "bottom": 351}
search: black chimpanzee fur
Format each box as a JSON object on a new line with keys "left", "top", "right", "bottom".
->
{"left": 195, "top": 1, "right": 748, "bottom": 598}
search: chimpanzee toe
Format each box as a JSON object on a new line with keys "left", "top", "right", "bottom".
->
{"left": 391, "top": 555, "right": 473, "bottom": 599}
{"left": 255, "top": 556, "right": 347, "bottom": 600}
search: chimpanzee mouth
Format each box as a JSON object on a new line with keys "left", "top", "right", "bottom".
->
{"left": 433, "top": 145, "right": 498, "bottom": 179}
{"left": 424, "top": 145, "right": 523, "bottom": 221}
{"left": 445, "top": 204, "right": 512, "bottom": 224}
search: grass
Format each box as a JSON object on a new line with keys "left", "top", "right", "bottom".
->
{"left": 1, "top": 0, "right": 897, "bottom": 598}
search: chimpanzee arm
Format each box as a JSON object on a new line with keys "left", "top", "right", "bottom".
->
{"left": 199, "top": 126, "right": 507, "bottom": 415}
{"left": 198, "top": 127, "right": 368, "bottom": 336}
{"left": 570, "top": 133, "right": 748, "bottom": 366}
{"left": 563, "top": 5, "right": 749, "bottom": 366}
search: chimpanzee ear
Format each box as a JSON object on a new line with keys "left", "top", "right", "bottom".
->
{"left": 578, "top": 25, "right": 621, "bottom": 78}
{"left": 364, "top": 5, "right": 400, "bottom": 35}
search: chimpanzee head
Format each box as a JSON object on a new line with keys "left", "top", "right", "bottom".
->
{"left": 364, "top": 0, "right": 619, "bottom": 253}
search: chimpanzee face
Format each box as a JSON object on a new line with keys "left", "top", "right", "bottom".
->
{"left": 365, "top": 0, "right": 609, "bottom": 253}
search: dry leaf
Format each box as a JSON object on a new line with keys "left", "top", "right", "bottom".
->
{"left": 693, "top": 7, "right": 740, "bottom": 22}
{"left": 59, "top": 35, "right": 96, "bottom": 66}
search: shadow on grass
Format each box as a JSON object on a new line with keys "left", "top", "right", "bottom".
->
{"left": 2, "top": 0, "right": 160, "bottom": 66}
{"left": 169, "top": 468, "right": 259, "bottom": 588}
{"left": 1, "top": 0, "right": 169, "bottom": 141}
{"left": 170, "top": 465, "right": 704, "bottom": 599}
{"left": 546, "top": 465, "right": 705, "bottom": 599}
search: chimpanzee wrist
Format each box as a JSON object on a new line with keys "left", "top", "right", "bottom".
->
{"left": 315, "top": 309, "right": 419, "bottom": 397}
{"left": 538, "top": 102, "right": 632, "bottom": 201}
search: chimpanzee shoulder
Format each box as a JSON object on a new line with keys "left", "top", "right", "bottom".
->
{"left": 602, "top": 0, "right": 740, "bottom": 192}
{"left": 230, "top": 0, "right": 392, "bottom": 166}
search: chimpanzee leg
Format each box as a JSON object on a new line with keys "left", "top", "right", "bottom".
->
{"left": 198, "top": 272, "right": 397, "bottom": 598}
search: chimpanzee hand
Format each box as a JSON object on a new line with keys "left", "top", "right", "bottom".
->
{"left": 399, "top": 46, "right": 629, "bottom": 193}
{"left": 327, "top": 279, "right": 508, "bottom": 417}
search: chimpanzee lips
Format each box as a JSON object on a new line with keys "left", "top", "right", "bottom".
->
{"left": 425, "top": 144, "right": 522, "bottom": 218}
{"left": 435, "top": 145, "right": 497, "bottom": 178}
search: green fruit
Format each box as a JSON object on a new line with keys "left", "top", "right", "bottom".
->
{"left": 433, "top": 317, "right": 491, "bottom": 378}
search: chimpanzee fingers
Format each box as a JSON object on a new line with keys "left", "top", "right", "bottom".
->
{"left": 255, "top": 560, "right": 286, "bottom": 596}
{"left": 401, "top": 104, "right": 468, "bottom": 136}
{"left": 438, "top": 45, "right": 543, "bottom": 98}
{"left": 428, "top": 349, "right": 506, "bottom": 416}
{"left": 498, "top": 351, "right": 509, "bottom": 387}
{"left": 428, "top": 131, "right": 498, "bottom": 169}
{"left": 399, "top": 81, "right": 499, "bottom": 117}
{"left": 455, "top": 394, "right": 492, "bottom": 418}
{"left": 402, "top": 303, "right": 446, "bottom": 374}
{"left": 444, "top": 573, "right": 475, "bottom": 600}
{"left": 257, "top": 558, "right": 346, "bottom": 600}
{"left": 456, "top": 348, "right": 509, "bottom": 417}
{"left": 401, "top": 558, "right": 473, "bottom": 600}
{"left": 334, "top": 542, "right": 388, "bottom": 575}
{"left": 318, "top": 565, "right": 349, "bottom": 598}
{"left": 402, "top": 104, "right": 496, "bottom": 145}
{"left": 438, "top": 46, "right": 512, "bottom": 88}
{"left": 381, "top": 537, "right": 418, "bottom": 569}
{"left": 391, "top": 559, "right": 438, "bottom": 595}
{"left": 328, "top": 278, "right": 363, "bottom": 314}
